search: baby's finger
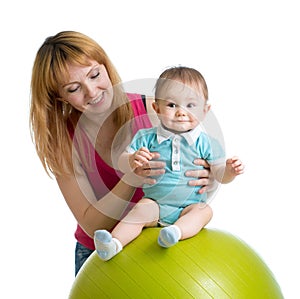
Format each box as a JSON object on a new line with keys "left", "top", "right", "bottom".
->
{"left": 137, "top": 150, "right": 153, "bottom": 161}
{"left": 235, "top": 164, "right": 245, "bottom": 174}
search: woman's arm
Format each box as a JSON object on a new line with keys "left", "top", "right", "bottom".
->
{"left": 56, "top": 154, "right": 137, "bottom": 237}
{"left": 56, "top": 169, "right": 136, "bottom": 238}
{"left": 57, "top": 152, "right": 165, "bottom": 238}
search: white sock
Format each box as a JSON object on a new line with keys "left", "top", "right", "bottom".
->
{"left": 158, "top": 225, "right": 182, "bottom": 248}
{"left": 94, "top": 230, "right": 123, "bottom": 261}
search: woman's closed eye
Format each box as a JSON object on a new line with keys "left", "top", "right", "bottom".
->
{"left": 90, "top": 71, "right": 100, "bottom": 80}
{"left": 67, "top": 72, "right": 100, "bottom": 93}
{"left": 68, "top": 85, "right": 80, "bottom": 93}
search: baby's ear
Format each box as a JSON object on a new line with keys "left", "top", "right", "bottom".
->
{"left": 152, "top": 101, "right": 160, "bottom": 113}
{"left": 204, "top": 103, "right": 211, "bottom": 114}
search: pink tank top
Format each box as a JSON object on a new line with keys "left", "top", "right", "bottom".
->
{"left": 70, "top": 93, "right": 152, "bottom": 249}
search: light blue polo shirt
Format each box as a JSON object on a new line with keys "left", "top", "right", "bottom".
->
{"left": 126, "top": 124, "right": 225, "bottom": 224}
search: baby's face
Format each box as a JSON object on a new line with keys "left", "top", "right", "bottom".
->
{"left": 153, "top": 80, "right": 209, "bottom": 133}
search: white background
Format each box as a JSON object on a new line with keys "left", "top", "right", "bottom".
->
{"left": 1, "top": 0, "right": 299, "bottom": 298}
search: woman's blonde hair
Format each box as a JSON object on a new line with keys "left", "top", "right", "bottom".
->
{"left": 30, "top": 31, "right": 133, "bottom": 177}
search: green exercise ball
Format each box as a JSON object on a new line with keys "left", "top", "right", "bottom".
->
{"left": 69, "top": 228, "right": 283, "bottom": 298}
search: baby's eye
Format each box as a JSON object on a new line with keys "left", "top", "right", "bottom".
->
{"left": 187, "top": 103, "right": 196, "bottom": 108}
{"left": 167, "top": 103, "right": 176, "bottom": 108}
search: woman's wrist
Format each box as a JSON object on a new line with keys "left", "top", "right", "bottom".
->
{"left": 93, "top": 177, "right": 136, "bottom": 221}
{"left": 121, "top": 172, "right": 144, "bottom": 188}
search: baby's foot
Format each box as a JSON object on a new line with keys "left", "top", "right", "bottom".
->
{"left": 94, "top": 230, "right": 122, "bottom": 261}
{"left": 158, "top": 225, "right": 181, "bottom": 248}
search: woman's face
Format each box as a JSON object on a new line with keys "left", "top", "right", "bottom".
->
{"left": 59, "top": 60, "right": 113, "bottom": 114}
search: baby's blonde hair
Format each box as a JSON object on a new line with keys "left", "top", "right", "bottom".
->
{"left": 155, "top": 66, "right": 208, "bottom": 101}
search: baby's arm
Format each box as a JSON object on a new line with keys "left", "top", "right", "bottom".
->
{"left": 118, "top": 147, "right": 154, "bottom": 174}
{"left": 211, "top": 156, "right": 244, "bottom": 184}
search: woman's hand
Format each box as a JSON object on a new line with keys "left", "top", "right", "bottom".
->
{"left": 185, "top": 158, "right": 217, "bottom": 194}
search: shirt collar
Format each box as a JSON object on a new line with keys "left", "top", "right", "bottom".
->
{"left": 157, "top": 123, "right": 204, "bottom": 145}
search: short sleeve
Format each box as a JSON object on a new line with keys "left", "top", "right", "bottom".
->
{"left": 125, "top": 128, "right": 154, "bottom": 153}
{"left": 198, "top": 133, "right": 225, "bottom": 165}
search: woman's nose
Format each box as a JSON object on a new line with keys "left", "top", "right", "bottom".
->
{"left": 84, "top": 83, "right": 97, "bottom": 98}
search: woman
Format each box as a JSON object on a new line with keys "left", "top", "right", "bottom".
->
{"left": 29, "top": 31, "right": 213, "bottom": 275}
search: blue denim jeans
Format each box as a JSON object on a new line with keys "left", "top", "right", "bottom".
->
{"left": 75, "top": 242, "right": 94, "bottom": 276}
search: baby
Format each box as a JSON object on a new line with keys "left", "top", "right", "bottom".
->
{"left": 94, "top": 66, "right": 244, "bottom": 260}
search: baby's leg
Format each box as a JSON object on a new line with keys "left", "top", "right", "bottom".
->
{"left": 94, "top": 198, "right": 159, "bottom": 261}
{"left": 112, "top": 198, "right": 159, "bottom": 246}
{"left": 158, "top": 203, "right": 212, "bottom": 248}
{"left": 176, "top": 202, "right": 213, "bottom": 239}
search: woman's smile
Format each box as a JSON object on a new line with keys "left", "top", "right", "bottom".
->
{"left": 88, "top": 93, "right": 104, "bottom": 105}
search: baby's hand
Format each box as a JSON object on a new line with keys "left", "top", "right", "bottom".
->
{"left": 129, "top": 147, "right": 154, "bottom": 169}
{"left": 226, "top": 156, "right": 245, "bottom": 176}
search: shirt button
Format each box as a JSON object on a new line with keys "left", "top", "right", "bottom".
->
{"left": 173, "top": 161, "right": 178, "bottom": 165}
